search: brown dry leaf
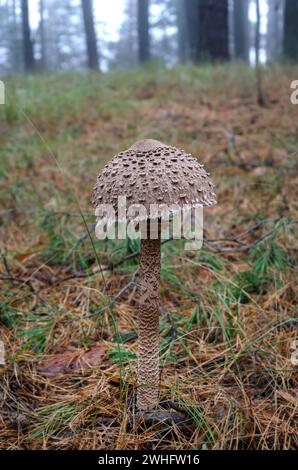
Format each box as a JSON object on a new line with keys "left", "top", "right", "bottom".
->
{"left": 39, "top": 344, "right": 107, "bottom": 376}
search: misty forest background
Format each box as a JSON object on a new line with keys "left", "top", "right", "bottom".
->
{"left": 0, "top": 0, "right": 298, "bottom": 451}
{"left": 0, "top": 0, "right": 298, "bottom": 74}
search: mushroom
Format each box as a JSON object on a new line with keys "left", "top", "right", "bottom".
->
{"left": 92, "top": 139, "right": 217, "bottom": 411}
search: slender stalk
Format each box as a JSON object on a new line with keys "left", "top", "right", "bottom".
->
{"left": 137, "top": 236, "right": 161, "bottom": 411}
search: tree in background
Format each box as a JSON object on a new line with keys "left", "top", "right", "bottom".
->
{"left": 150, "top": 0, "right": 178, "bottom": 65}
{"left": 112, "top": 0, "right": 177, "bottom": 69}
{"left": 184, "top": 0, "right": 200, "bottom": 62}
{"left": 39, "top": 0, "right": 46, "bottom": 69}
{"left": 233, "top": 0, "right": 249, "bottom": 61}
{"left": 21, "top": 0, "right": 35, "bottom": 71}
{"left": 0, "top": 2, "right": 10, "bottom": 73}
{"left": 176, "top": 0, "right": 190, "bottom": 62}
{"left": 267, "top": 0, "right": 284, "bottom": 62}
{"left": 137, "top": 0, "right": 150, "bottom": 62}
{"left": 255, "top": 0, "right": 265, "bottom": 105}
{"left": 199, "top": 0, "right": 229, "bottom": 61}
{"left": 283, "top": 0, "right": 298, "bottom": 60}
{"left": 109, "top": 0, "right": 138, "bottom": 69}
{"left": 183, "top": 0, "right": 229, "bottom": 62}
{"left": 41, "top": 0, "right": 86, "bottom": 71}
{"left": 0, "top": 1, "right": 22, "bottom": 73}
{"left": 81, "top": 0, "right": 99, "bottom": 70}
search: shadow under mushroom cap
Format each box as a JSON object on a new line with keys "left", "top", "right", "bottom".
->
{"left": 92, "top": 140, "right": 217, "bottom": 220}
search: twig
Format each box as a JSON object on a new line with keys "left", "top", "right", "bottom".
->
{"left": 205, "top": 224, "right": 278, "bottom": 253}
{"left": 0, "top": 274, "right": 37, "bottom": 293}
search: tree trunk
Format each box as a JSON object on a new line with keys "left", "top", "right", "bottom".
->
{"left": 255, "top": 0, "right": 265, "bottom": 106}
{"left": 267, "top": 0, "right": 284, "bottom": 62}
{"left": 177, "top": 0, "right": 189, "bottom": 62}
{"left": 233, "top": 0, "right": 249, "bottom": 61}
{"left": 137, "top": 0, "right": 150, "bottom": 63}
{"left": 184, "top": 0, "right": 230, "bottom": 62}
{"left": 39, "top": 0, "right": 46, "bottom": 69}
{"left": 199, "top": 0, "right": 229, "bottom": 61}
{"left": 8, "top": 0, "right": 21, "bottom": 73}
{"left": 284, "top": 0, "right": 298, "bottom": 60}
{"left": 185, "top": 0, "right": 200, "bottom": 62}
{"left": 81, "top": 0, "right": 99, "bottom": 70}
{"left": 21, "top": 0, "right": 35, "bottom": 72}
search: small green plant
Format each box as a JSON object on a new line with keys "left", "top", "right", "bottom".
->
{"left": 18, "top": 309, "right": 59, "bottom": 353}
{"left": 107, "top": 345, "right": 136, "bottom": 364}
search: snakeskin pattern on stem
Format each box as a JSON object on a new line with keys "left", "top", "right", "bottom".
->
{"left": 137, "top": 237, "right": 161, "bottom": 410}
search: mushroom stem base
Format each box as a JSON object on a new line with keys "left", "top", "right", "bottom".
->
{"left": 137, "top": 237, "right": 161, "bottom": 411}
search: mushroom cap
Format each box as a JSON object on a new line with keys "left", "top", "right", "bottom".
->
{"left": 92, "top": 139, "right": 217, "bottom": 220}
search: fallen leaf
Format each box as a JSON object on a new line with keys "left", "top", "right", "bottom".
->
{"left": 39, "top": 344, "right": 107, "bottom": 376}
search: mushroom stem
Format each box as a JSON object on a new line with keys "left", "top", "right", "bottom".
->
{"left": 137, "top": 235, "right": 161, "bottom": 411}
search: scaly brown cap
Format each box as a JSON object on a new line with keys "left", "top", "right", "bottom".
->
{"left": 92, "top": 139, "right": 217, "bottom": 219}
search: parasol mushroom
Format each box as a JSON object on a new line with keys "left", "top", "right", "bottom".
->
{"left": 92, "top": 139, "right": 217, "bottom": 411}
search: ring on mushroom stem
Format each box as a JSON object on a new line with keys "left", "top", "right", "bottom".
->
{"left": 92, "top": 139, "right": 217, "bottom": 411}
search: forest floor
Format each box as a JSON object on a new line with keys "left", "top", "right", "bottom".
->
{"left": 0, "top": 64, "right": 297, "bottom": 450}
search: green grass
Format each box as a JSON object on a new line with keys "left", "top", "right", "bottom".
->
{"left": 0, "top": 64, "right": 297, "bottom": 450}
